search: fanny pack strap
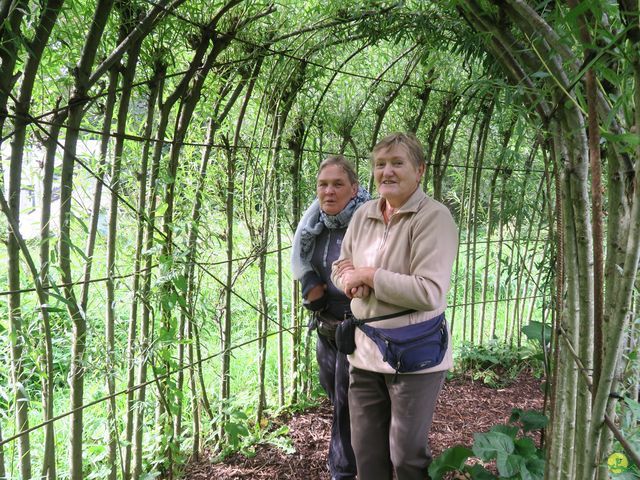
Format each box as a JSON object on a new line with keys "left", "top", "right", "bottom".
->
{"left": 349, "top": 309, "right": 416, "bottom": 325}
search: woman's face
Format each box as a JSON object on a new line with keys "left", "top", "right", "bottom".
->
{"left": 317, "top": 164, "right": 357, "bottom": 215}
{"left": 373, "top": 144, "right": 424, "bottom": 208}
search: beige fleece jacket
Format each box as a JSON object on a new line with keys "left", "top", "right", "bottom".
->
{"left": 332, "top": 187, "right": 458, "bottom": 374}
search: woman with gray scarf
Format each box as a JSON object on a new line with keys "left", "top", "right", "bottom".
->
{"left": 291, "top": 155, "right": 370, "bottom": 480}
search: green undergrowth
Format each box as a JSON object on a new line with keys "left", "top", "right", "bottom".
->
{"left": 429, "top": 408, "right": 548, "bottom": 480}
{"left": 208, "top": 388, "right": 325, "bottom": 462}
{"left": 453, "top": 338, "right": 545, "bottom": 388}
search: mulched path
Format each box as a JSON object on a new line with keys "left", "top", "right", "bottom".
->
{"left": 183, "top": 371, "right": 544, "bottom": 479}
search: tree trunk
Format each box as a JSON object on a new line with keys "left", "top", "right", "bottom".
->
{"left": 58, "top": 4, "right": 115, "bottom": 478}
{"left": 1, "top": 187, "right": 65, "bottom": 480}
{"left": 2, "top": 3, "right": 30, "bottom": 478}
{"left": 429, "top": 94, "right": 461, "bottom": 201}
{"left": 276, "top": 187, "right": 285, "bottom": 407}
{"left": 545, "top": 137, "right": 564, "bottom": 480}
{"left": 469, "top": 101, "right": 492, "bottom": 343}
{"left": 561, "top": 111, "right": 594, "bottom": 480}
{"left": 559, "top": 144, "right": 580, "bottom": 477}
{"left": 586, "top": 50, "right": 640, "bottom": 480}
{"left": 123, "top": 59, "right": 163, "bottom": 479}
{"left": 0, "top": 0, "right": 26, "bottom": 139}
{"left": 38, "top": 104, "right": 65, "bottom": 480}
{"left": 406, "top": 83, "right": 432, "bottom": 135}
{"left": 221, "top": 55, "right": 263, "bottom": 440}
{"left": 6, "top": 2, "right": 64, "bottom": 478}
{"left": 156, "top": 24, "right": 237, "bottom": 463}
{"left": 133, "top": 64, "right": 170, "bottom": 480}
{"left": 288, "top": 118, "right": 305, "bottom": 404}
{"left": 104, "top": 10, "right": 144, "bottom": 477}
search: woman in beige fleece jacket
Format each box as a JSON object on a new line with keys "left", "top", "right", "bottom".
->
{"left": 332, "top": 132, "right": 458, "bottom": 480}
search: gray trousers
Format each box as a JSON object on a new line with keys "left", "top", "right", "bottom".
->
{"left": 348, "top": 367, "right": 446, "bottom": 480}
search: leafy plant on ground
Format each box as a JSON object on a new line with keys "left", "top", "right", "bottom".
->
{"left": 429, "top": 409, "right": 547, "bottom": 480}
{"left": 209, "top": 396, "right": 299, "bottom": 461}
{"left": 455, "top": 338, "right": 544, "bottom": 387}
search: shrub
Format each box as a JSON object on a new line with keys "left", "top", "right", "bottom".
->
{"left": 455, "top": 339, "right": 544, "bottom": 387}
{"left": 429, "top": 409, "right": 547, "bottom": 480}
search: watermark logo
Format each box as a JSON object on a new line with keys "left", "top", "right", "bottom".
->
{"left": 608, "top": 452, "right": 629, "bottom": 474}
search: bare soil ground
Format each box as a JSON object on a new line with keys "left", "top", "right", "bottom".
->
{"left": 183, "top": 371, "right": 544, "bottom": 479}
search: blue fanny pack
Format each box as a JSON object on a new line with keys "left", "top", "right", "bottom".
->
{"left": 359, "top": 312, "right": 448, "bottom": 375}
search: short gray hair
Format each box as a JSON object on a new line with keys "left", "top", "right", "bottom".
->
{"left": 372, "top": 132, "right": 425, "bottom": 168}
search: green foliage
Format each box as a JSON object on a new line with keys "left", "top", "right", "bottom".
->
{"left": 210, "top": 397, "right": 296, "bottom": 461}
{"left": 428, "top": 446, "right": 474, "bottom": 479}
{"left": 455, "top": 339, "right": 544, "bottom": 387}
{"left": 429, "top": 409, "right": 547, "bottom": 480}
{"left": 520, "top": 322, "right": 551, "bottom": 348}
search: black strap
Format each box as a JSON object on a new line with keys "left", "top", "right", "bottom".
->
{"left": 348, "top": 309, "right": 416, "bottom": 325}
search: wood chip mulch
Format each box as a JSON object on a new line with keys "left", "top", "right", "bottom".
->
{"left": 182, "top": 371, "right": 544, "bottom": 479}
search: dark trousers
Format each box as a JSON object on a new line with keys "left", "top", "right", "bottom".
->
{"left": 348, "top": 367, "right": 446, "bottom": 480}
{"left": 316, "top": 333, "right": 357, "bottom": 480}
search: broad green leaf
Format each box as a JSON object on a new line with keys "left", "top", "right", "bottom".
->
{"left": 467, "top": 464, "right": 498, "bottom": 479}
{"left": 525, "top": 457, "right": 546, "bottom": 478}
{"left": 496, "top": 452, "right": 523, "bottom": 477}
{"left": 522, "top": 321, "right": 551, "bottom": 346}
{"left": 428, "top": 446, "right": 473, "bottom": 480}
{"left": 519, "top": 410, "right": 548, "bottom": 432}
{"left": 491, "top": 424, "right": 518, "bottom": 439}
{"left": 224, "top": 421, "right": 247, "bottom": 446}
{"left": 176, "top": 292, "right": 188, "bottom": 309}
{"left": 173, "top": 274, "right": 188, "bottom": 292}
{"left": 155, "top": 202, "right": 168, "bottom": 217}
{"left": 473, "top": 431, "right": 514, "bottom": 461}
{"left": 514, "top": 437, "right": 537, "bottom": 458}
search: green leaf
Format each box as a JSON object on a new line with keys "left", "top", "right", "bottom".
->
{"left": 522, "top": 321, "right": 551, "bottom": 346}
{"left": 467, "top": 464, "right": 498, "bottom": 479}
{"left": 155, "top": 202, "right": 168, "bottom": 217}
{"left": 523, "top": 457, "right": 545, "bottom": 479}
{"left": 601, "top": 132, "right": 640, "bottom": 148}
{"left": 173, "top": 275, "right": 187, "bottom": 292}
{"left": 496, "top": 452, "right": 523, "bottom": 477}
{"left": 176, "top": 293, "right": 187, "bottom": 309}
{"left": 473, "top": 431, "right": 514, "bottom": 461}
{"left": 514, "top": 437, "right": 537, "bottom": 458}
{"left": 624, "top": 397, "right": 640, "bottom": 419}
{"left": 563, "top": 0, "right": 593, "bottom": 25}
{"left": 428, "top": 446, "right": 473, "bottom": 480}
{"left": 139, "top": 472, "right": 160, "bottom": 480}
{"left": 46, "top": 290, "right": 74, "bottom": 308}
{"left": 519, "top": 410, "right": 548, "bottom": 432}
{"left": 530, "top": 71, "right": 550, "bottom": 79}
{"left": 225, "top": 420, "right": 249, "bottom": 446}
{"left": 490, "top": 424, "right": 518, "bottom": 439}
{"left": 43, "top": 306, "right": 66, "bottom": 313}
{"left": 611, "top": 470, "right": 640, "bottom": 480}
{"left": 161, "top": 290, "right": 177, "bottom": 311}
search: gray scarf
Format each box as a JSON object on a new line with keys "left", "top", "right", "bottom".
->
{"left": 291, "top": 186, "right": 371, "bottom": 280}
